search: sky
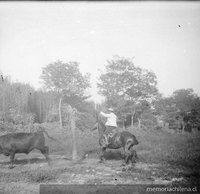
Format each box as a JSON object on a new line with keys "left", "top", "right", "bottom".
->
{"left": 0, "top": 2, "right": 200, "bottom": 103}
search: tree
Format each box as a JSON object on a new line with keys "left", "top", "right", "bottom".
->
{"left": 172, "top": 89, "right": 199, "bottom": 113}
{"left": 97, "top": 55, "right": 158, "bottom": 129}
{"left": 0, "top": 74, "right": 10, "bottom": 120}
{"left": 0, "top": 73, "right": 36, "bottom": 126}
{"left": 154, "top": 89, "right": 200, "bottom": 131}
{"left": 40, "top": 60, "right": 91, "bottom": 128}
{"left": 67, "top": 104, "right": 77, "bottom": 161}
{"left": 154, "top": 96, "right": 180, "bottom": 130}
{"left": 172, "top": 89, "right": 200, "bottom": 130}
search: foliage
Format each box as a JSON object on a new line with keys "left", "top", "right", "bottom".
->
{"left": 46, "top": 104, "right": 59, "bottom": 123}
{"left": 1, "top": 60, "right": 200, "bottom": 133}
{"left": 98, "top": 55, "right": 158, "bottom": 101}
{"left": 40, "top": 60, "right": 91, "bottom": 129}
{"left": 140, "top": 109, "right": 157, "bottom": 129}
{"left": 0, "top": 77, "right": 35, "bottom": 124}
{"left": 97, "top": 55, "right": 158, "bottom": 127}
{"left": 76, "top": 110, "right": 96, "bottom": 131}
{"left": 62, "top": 101, "right": 96, "bottom": 131}
{"left": 172, "top": 89, "right": 199, "bottom": 113}
{"left": 45, "top": 99, "right": 96, "bottom": 131}
{"left": 40, "top": 60, "right": 91, "bottom": 97}
{"left": 0, "top": 75, "right": 58, "bottom": 125}
{"left": 154, "top": 89, "right": 200, "bottom": 130}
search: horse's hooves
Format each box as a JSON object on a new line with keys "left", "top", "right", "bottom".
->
{"left": 121, "top": 163, "right": 126, "bottom": 166}
{"left": 122, "top": 167, "right": 127, "bottom": 171}
{"left": 132, "top": 157, "right": 139, "bottom": 163}
{"left": 98, "top": 160, "right": 105, "bottom": 163}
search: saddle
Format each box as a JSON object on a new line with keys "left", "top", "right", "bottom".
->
{"left": 100, "top": 127, "right": 119, "bottom": 147}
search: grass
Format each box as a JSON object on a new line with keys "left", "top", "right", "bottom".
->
{"left": 0, "top": 166, "right": 66, "bottom": 183}
{"left": 27, "top": 168, "right": 63, "bottom": 183}
{"left": 43, "top": 123, "right": 200, "bottom": 167}
{"left": 45, "top": 123, "right": 200, "bottom": 182}
{"left": 1, "top": 122, "right": 200, "bottom": 185}
{"left": 133, "top": 127, "right": 200, "bottom": 184}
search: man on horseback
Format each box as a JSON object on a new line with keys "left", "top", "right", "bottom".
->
{"left": 100, "top": 108, "right": 118, "bottom": 146}
{"left": 100, "top": 108, "right": 117, "bottom": 129}
{"left": 91, "top": 108, "right": 139, "bottom": 164}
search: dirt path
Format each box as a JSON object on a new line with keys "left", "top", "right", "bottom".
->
{"left": 0, "top": 153, "right": 191, "bottom": 194}
{"left": 53, "top": 157, "right": 183, "bottom": 185}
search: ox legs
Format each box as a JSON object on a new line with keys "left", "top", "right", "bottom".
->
{"left": 27, "top": 154, "right": 31, "bottom": 165}
{"left": 9, "top": 152, "right": 15, "bottom": 169}
{"left": 39, "top": 146, "right": 50, "bottom": 164}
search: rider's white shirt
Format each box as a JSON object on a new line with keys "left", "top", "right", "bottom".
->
{"left": 100, "top": 112, "right": 117, "bottom": 127}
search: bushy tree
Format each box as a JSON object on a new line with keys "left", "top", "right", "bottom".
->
{"left": 154, "top": 89, "right": 200, "bottom": 131}
{"left": 172, "top": 89, "right": 199, "bottom": 113}
{"left": 97, "top": 55, "right": 158, "bottom": 128}
{"left": 0, "top": 74, "right": 36, "bottom": 125}
{"left": 40, "top": 60, "right": 91, "bottom": 128}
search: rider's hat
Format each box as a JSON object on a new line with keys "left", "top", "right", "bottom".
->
{"left": 107, "top": 108, "right": 114, "bottom": 112}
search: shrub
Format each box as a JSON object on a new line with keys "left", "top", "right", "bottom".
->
{"left": 140, "top": 109, "right": 157, "bottom": 129}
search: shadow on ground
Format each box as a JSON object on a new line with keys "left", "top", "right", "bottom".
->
{"left": 84, "top": 148, "right": 125, "bottom": 160}
{"left": 0, "top": 157, "right": 47, "bottom": 165}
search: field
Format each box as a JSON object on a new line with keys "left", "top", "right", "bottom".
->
{"left": 0, "top": 123, "right": 200, "bottom": 194}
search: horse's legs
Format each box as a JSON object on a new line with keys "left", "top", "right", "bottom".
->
{"left": 130, "top": 147, "right": 138, "bottom": 163}
{"left": 120, "top": 147, "right": 126, "bottom": 159}
{"left": 124, "top": 143, "right": 133, "bottom": 164}
{"left": 9, "top": 152, "right": 15, "bottom": 169}
{"left": 99, "top": 147, "right": 106, "bottom": 162}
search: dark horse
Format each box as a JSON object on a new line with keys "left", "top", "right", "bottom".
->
{"left": 91, "top": 115, "right": 139, "bottom": 165}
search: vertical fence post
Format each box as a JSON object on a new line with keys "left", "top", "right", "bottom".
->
{"left": 68, "top": 104, "right": 77, "bottom": 161}
{"left": 59, "top": 97, "right": 63, "bottom": 129}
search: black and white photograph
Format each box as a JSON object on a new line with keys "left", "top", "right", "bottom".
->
{"left": 0, "top": 1, "right": 200, "bottom": 194}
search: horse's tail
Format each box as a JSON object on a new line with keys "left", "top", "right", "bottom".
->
{"left": 131, "top": 134, "right": 139, "bottom": 145}
{"left": 42, "top": 130, "right": 59, "bottom": 142}
{"left": 38, "top": 126, "right": 65, "bottom": 145}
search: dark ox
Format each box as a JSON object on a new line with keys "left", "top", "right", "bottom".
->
{"left": 0, "top": 130, "right": 57, "bottom": 168}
